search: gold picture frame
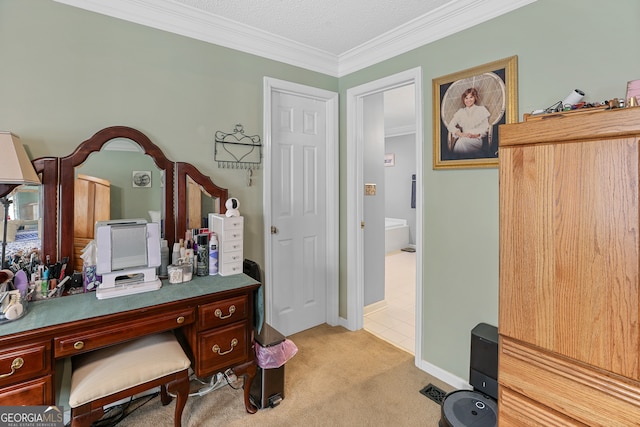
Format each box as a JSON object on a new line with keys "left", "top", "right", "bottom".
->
{"left": 433, "top": 56, "right": 518, "bottom": 170}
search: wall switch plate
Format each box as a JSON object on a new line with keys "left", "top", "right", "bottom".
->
{"left": 364, "top": 183, "right": 376, "bottom": 196}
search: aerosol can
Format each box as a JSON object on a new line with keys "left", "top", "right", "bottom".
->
{"left": 209, "top": 233, "right": 218, "bottom": 275}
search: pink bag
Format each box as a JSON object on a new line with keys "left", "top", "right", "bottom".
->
{"left": 255, "top": 339, "right": 298, "bottom": 369}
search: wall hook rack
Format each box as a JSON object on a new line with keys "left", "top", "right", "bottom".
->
{"left": 214, "top": 123, "right": 262, "bottom": 170}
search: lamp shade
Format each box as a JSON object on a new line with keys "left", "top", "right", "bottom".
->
{"left": 0, "top": 131, "right": 40, "bottom": 185}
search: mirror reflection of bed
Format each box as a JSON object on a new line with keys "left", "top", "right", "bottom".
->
{"left": 0, "top": 185, "right": 42, "bottom": 265}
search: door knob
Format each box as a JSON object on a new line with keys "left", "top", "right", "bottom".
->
{"left": 271, "top": 226, "right": 278, "bottom": 234}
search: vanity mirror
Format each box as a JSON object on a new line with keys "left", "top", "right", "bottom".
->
{"left": 9, "top": 126, "right": 230, "bottom": 275}
{"left": 59, "top": 126, "right": 175, "bottom": 272}
{"left": 176, "top": 162, "right": 228, "bottom": 237}
{"left": 0, "top": 157, "right": 57, "bottom": 269}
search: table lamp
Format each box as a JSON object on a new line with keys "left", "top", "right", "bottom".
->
{"left": 0, "top": 131, "right": 41, "bottom": 268}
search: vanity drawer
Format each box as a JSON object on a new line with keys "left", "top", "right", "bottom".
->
{"left": 221, "top": 216, "right": 244, "bottom": 231}
{"left": 220, "top": 250, "right": 243, "bottom": 265}
{"left": 0, "top": 341, "right": 51, "bottom": 388}
{"left": 219, "top": 260, "right": 244, "bottom": 276}
{"left": 197, "top": 322, "right": 248, "bottom": 375}
{"left": 0, "top": 375, "right": 53, "bottom": 406}
{"left": 220, "top": 239, "right": 243, "bottom": 253}
{"left": 55, "top": 308, "right": 195, "bottom": 357}
{"left": 198, "top": 295, "right": 247, "bottom": 330}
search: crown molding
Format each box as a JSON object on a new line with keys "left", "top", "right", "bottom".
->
{"left": 53, "top": 0, "right": 536, "bottom": 78}
{"left": 386, "top": 125, "right": 416, "bottom": 138}
{"left": 338, "top": 0, "right": 537, "bottom": 77}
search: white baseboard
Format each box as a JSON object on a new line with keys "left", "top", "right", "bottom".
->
{"left": 338, "top": 315, "right": 352, "bottom": 330}
{"left": 363, "top": 300, "right": 387, "bottom": 315}
{"left": 418, "top": 359, "right": 471, "bottom": 391}
{"left": 339, "top": 316, "right": 471, "bottom": 391}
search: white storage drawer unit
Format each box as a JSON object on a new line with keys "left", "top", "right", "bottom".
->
{"left": 209, "top": 214, "right": 244, "bottom": 276}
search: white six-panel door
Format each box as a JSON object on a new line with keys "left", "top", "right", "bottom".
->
{"left": 264, "top": 78, "right": 339, "bottom": 337}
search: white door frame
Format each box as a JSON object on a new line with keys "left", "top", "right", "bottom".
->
{"left": 263, "top": 77, "right": 339, "bottom": 328}
{"left": 345, "top": 67, "right": 423, "bottom": 365}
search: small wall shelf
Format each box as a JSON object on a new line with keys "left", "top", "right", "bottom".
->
{"left": 214, "top": 124, "right": 262, "bottom": 169}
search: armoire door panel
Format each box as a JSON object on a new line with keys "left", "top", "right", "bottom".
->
{"left": 500, "top": 137, "right": 640, "bottom": 379}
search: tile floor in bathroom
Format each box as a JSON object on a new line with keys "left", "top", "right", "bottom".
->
{"left": 363, "top": 249, "right": 416, "bottom": 354}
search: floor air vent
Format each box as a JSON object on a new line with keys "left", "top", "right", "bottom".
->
{"left": 420, "top": 383, "right": 446, "bottom": 405}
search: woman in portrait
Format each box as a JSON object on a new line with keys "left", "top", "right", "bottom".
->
{"left": 446, "top": 88, "right": 490, "bottom": 156}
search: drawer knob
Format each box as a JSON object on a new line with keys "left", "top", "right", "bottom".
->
{"left": 176, "top": 316, "right": 185, "bottom": 324}
{"left": 74, "top": 341, "right": 85, "bottom": 350}
{"left": 0, "top": 357, "right": 24, "bottom": 379}
{"left": 212, "top": 338, "right": 238, "bottom": 356}
{"left": 214, "top": 305, "right": 236, "bottom": 319}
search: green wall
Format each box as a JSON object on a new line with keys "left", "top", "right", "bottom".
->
{"left": 0, "top": 0, "right": 337, "bottom": 267}
{"left": 339, "top": 0, "right": 640, "bottom": 379}
{"left": 2, "top": 0, "right": 638, "bottom": 382}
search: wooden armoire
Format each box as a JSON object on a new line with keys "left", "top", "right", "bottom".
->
{"left": 498, "top": 107, "right": 640, "bottom": 425}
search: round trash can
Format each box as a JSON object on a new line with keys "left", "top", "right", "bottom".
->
{"left": 439, "top": 390, "right": 497, "bottom": 427}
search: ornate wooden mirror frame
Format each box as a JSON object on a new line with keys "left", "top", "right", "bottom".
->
{"left": 59, "top": 126, "right": 175, "bottom": 271}
{"left": 176, "top": 162, "right": 228, "bottom": 238}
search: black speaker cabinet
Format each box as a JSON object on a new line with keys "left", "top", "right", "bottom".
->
{"left": 470, "top": 323, "right": 498, "bottom": 400}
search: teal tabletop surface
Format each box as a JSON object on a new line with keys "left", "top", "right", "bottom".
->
{"left": 0, "top": 273, "right": 259, "bottom": 338}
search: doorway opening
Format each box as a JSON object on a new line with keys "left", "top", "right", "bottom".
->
{"left": 346, "top": 67, "right": 423, "bottom": 365}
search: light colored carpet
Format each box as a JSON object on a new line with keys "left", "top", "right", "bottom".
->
{"left": 115, "top": 323, "right": 453, "bottom": 426}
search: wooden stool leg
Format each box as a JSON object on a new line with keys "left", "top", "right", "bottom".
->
{"left": 71, "top": 404, "right": 104, "bottom": 427}
{"left": 232, "top": 360, "right": 258, "bottom": 414}
{"left": 160, "top": 384, "right": 171, "bottom": 406}
{"left": 166, "top": 370, "right": 190, "bottom": 427}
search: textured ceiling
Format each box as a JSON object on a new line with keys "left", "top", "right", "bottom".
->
{"left": 173, "top": 0, "right": 451, "bottom": 55}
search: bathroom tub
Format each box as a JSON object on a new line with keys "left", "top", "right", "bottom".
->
{"left": 385, "top": 217, "right": 409, "bottom": 253}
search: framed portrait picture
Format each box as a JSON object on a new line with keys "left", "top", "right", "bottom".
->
{"left": 433, "top": 56, "right": 518, "bottom": 170}
{"left": 132, "top": 170, "right": 151, "bottom": 188}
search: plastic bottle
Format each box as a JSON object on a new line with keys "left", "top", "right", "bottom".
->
{"left": 172, "top": 243, "right": 181, "bottom": 265}
{"left": 185, "top": 240, "right": 195, "bottom": 274}
{"left": 209, "top": 233, "right": 218, "bottom": 275}
{"left": 41, "top": 269, "right": 49, "bottom": 296}
{"left": 159, "top": 239, "right": 169, "bottom": 278}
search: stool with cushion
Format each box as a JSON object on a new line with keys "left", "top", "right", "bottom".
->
{"left": 69, "top": 332, "right": 191, "bottom": 427}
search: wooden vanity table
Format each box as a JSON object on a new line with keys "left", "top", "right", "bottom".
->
{"left": 0, "top": 126, "right": 265, "bottom": 413}
{"left": 0, "top": 274, "right": 260, "bottom": 413}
